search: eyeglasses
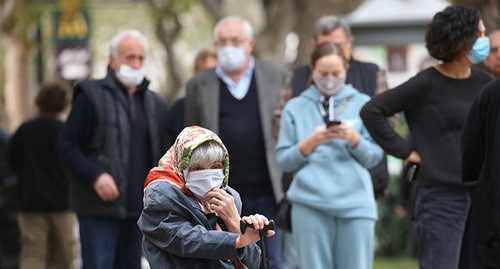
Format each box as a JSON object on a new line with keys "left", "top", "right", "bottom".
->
{"left": 215, "top": 38, "right": 247, "bottom": 47}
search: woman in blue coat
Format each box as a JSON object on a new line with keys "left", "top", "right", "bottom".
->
{"left": 275, "top": 42, "right": 383, "bottom": 269}
{"left": 138, "top": 126, "right": 274, "bottom": 269}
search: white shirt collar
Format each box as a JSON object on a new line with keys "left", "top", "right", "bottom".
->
{"left": 215, "top": 56, "right": 255, "bottom": 100}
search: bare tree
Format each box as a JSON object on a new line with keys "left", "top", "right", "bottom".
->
{"left": 145, "top": 0, "right": 369, "bottom": 102}
{"left": 199, "top": 0, "right": 224, "bottom": 21}
{"left": 252, "top": 0, "right": 296, "bottom": 62}
{"left": 146, "top": 0, "right": 194, "bottom": 103}
{"left": 150, "top": 0, "right": 444, "bottom": 100}
{"left": 287, "top": 0, "right": 364, "bottom": 67}
{"left": 202, "top": 0, "right": 364, "bottom": 66}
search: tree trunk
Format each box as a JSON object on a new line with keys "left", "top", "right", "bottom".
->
{"left": 199, "top": 0, "right": 224, "bottom": 21}
{"left": 155, "top": 23, "right": 183, "bottom": 104}
{"left": 291, "top": 0, "right": 364, "bottom": 68}
{"left": 146, "top": 0, "right": 184, "bottom": 103}
{"left": 291, "top": 0, "right": 317, "bottom": 67}
{"left": 253, "top": 0, "right": 296, "bottom": 62}
{"left": 3, "top": 34, "right": 31, "bottom": 131}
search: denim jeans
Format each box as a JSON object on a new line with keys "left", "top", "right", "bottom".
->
{"left": 413, "top": 185, "right": 470, "bottom": 269}
{"left": 241, "top": 194, "right": 281, "bottom": 269}
{"left": 78, "top": 216, "right": 142, "bottom": 269}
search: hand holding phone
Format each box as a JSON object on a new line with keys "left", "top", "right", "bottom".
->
{"left": 404, "top": 162, "right": 419, "bottom": 182}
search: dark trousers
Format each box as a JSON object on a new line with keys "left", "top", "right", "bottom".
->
{"left": 413, "top": 185, "right": 470, "bottom": 269}
{"left": 241, "top": 194, "right": 281, "bottom": 269}
{"left": 78, "top": 216, "right": 142, "bottom": 269}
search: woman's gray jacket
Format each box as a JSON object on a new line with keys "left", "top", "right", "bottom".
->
{"left": 137, "top": 181, "right": 262, "bottom": 269}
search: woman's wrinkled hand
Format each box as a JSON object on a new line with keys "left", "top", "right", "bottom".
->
{"left": 235, "top": 214, "right": 275, "bottom": 249}
{"left": 205, "top": 188, "right": 240, "bottom": 232}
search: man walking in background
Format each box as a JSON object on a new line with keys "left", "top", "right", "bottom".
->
{"left": 9, "top": 81, "right": 78, "bottom": 269}
{"left": 185, "top": 16, "right": 287, "bottom": 269}
{"left": 57, "top": 29, "right": 168, "bottom": 269}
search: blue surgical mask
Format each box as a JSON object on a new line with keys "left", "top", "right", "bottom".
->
{"left": 468, "top": 37, "right": 490, "bottom": 64}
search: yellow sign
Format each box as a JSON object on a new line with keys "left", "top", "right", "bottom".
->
{"left": 54, "top": 0, "right": 90, "bottom": 44}
{"left": 57, "top": 11, "right": 88, "bottom": 39}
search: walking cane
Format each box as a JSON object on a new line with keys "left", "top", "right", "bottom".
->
{"left": 240, "top": 219, "right": 275, "bottom": 269}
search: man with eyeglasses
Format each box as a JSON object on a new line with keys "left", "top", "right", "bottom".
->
{"left": 185, "top": 15, "right": 287, "bottom": 269}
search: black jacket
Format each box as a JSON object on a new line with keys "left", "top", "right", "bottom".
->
{"left": 462, "top": 79, "right": 500, "bottom": 267}
{"left": 8, "top": 117, "right": 70, "bottom": 211}
{"left": 57, "top": 70, "right": 168, "bottom": 218}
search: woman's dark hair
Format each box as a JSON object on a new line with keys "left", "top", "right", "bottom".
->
{"left": 36, "top": 81, "right": 71, "bottom": 114}
{"left": 426, "top": 5, "right": 481, "bottom": 63}
{"left": 310, "top": 42, "right": 347, "bottom": 68}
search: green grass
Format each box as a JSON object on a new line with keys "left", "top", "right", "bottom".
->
{"left": 373, "top": 256, "right": 418, "bottom": 269}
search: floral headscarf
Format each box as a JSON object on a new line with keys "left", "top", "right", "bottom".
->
{"left": 144, "top": 126, "right": 230, "bottom": 193}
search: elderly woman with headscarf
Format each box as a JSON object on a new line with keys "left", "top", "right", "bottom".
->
{"left": 138, "top": 126, "right": 274, "bottom": 269}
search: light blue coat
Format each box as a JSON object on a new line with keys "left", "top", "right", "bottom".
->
{"left": 275, "top": 84, "right": 383, "bottom": 220}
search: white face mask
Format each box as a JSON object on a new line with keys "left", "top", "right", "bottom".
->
{"left": 185, "top": 169, "right": 224, "bottom": 202}
{"left": 116, "top": 64, "right": 145, "bottom": 87}
{"left": 313, "top": 76, "right": 345, "bottom": 96}
{"left": 217, "top": 47, "right": 246, "bottom": 72}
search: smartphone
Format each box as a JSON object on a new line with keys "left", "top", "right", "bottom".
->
{"left": 404, "top": 162, "right": 419, "bottom": 182}
{"left": 326, "top": 120, "right": 342, "bottom": 127}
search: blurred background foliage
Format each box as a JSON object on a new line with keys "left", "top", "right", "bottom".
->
{"left": 376, "top": 173, "right": 412, "bottom": 256}
{"left": 0, "top": 0, "right": 390, "bottom": 130}
{"left": 0, "top": 0, "right": 497, "bottom": 131}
